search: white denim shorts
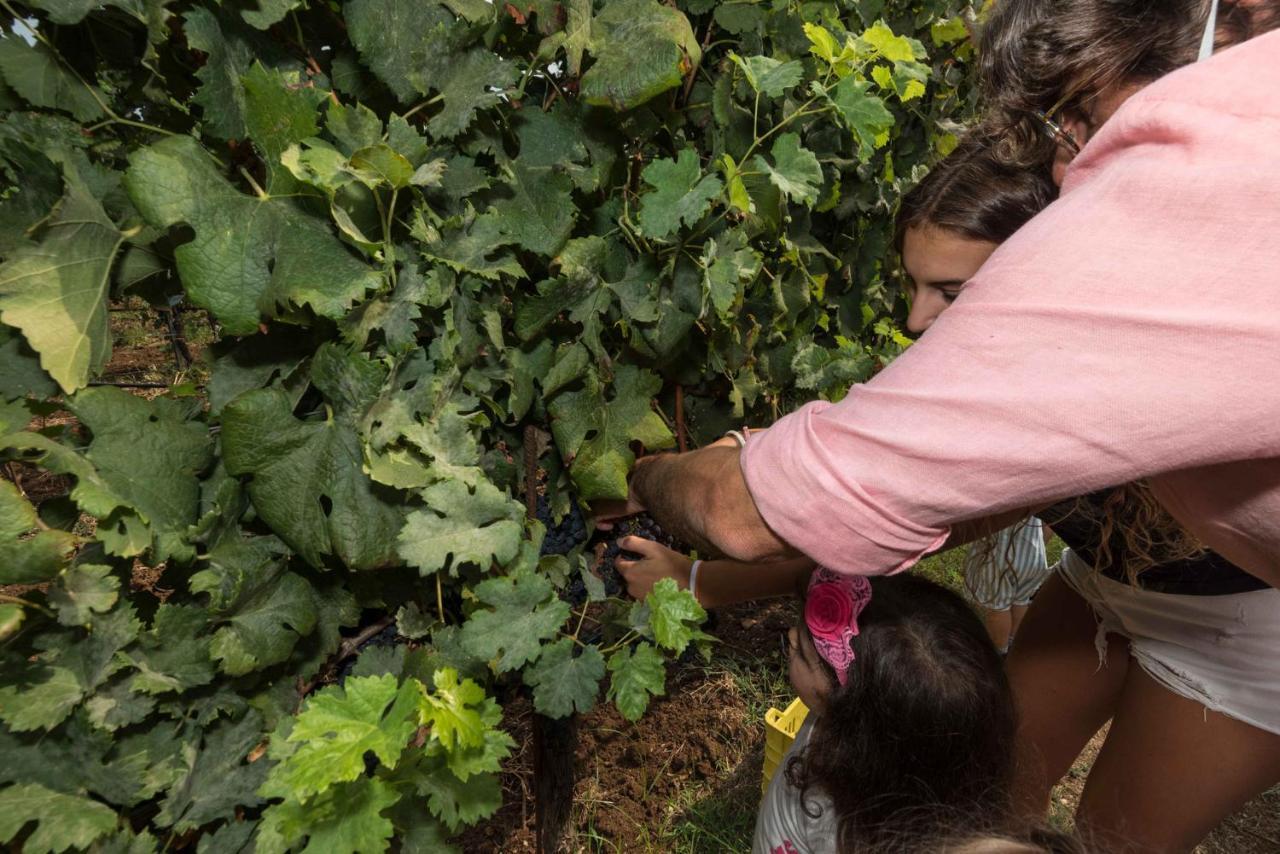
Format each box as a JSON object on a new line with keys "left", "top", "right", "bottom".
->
{"left": 1058, "top": 547, "right": 1280, "bottom": 736}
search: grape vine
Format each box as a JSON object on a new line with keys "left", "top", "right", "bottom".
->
{"left": 0, "top": 0, "right": 980, "bottom": 848}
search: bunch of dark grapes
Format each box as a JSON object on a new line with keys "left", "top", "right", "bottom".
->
{"left": 334, "top": 620, "right": 401, "bottom": 684}
{"left": 591, "top": 513, "right": 686, "bottom": 598}
{"left": 537, "top": 495, "right": 588, "bottom": 557}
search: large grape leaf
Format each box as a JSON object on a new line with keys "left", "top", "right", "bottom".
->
{"left": 729, "top": 53, "right": 803, "bottom": 98}
{"left": 606, "top": 641, "right": 665, "bottom": 721}
{"left": 242, "top": 63, "right": 327, "bottom": 191}
{"left": 221, "top": 386, "right": 404, "bottom": 571}
{"left": 183, "top": 7, "right": 298, "bottom": 140}
{"left": 425, "top": 49, "right": 518, "bottom": 140}
{"left": 258, "top": 778, "right": 399, "bottom": 854}
{"left": 0, "top": 479, "right": 77, "bottom": 585}
{"left": 458, "top": 570, "right": 570, "bottom": 673}
{"left": 548, "top": 364, "right": 674, "bottom": 500}
{"left": 400, "top": 754, "right": 502, "bottom": 832}
{"left": 0, "top": 664, "right": 83, "bottom": 732}
{"left": 415, "top": 667, "right": 487, "bottom": 752}
{"left": 828, "top": 77, "right": 895, "bottom": 161}
{"left": 126, "top": 603, "right": 216, "bottom": 695}
{"left": 344, "top": 0, "right": 458, "bottom": 102}
{"left": 753, "top": 132, "right": 823, "bottom": 206}
{"left": 636, "top": 148, "right": 723, "bottom": 241}
{"left": 0, "top": 176, "right": 125, "bottom": 394}
{"left": 523, "top": 637, "right": 604, "bottom": 718}
{"left": 125, "top": 135, "right": 382, "bottom": 336}
{"left": 0, "top": 783, "right": 117, "bottom": 854}
{"left": 491, "top": 162, "right": 575, "bottom": 256}
{"left": 48, "top": 564, "right": 119, "bottom": 627}
{"left": 155, "top": 712, "right": 270, "bottom": 832}
{"left": 577, "top": 0, "right": 701, "bottom": 110}
{"left": 69, "top": 387, "right": 212, "bottom": 562}
{"left": 0, "top": 326, "right": 58, "bottom": 401}
{"left": 397, "top": 479, "right": 526, "bottom": 577}
{"left": 190, "top": 536, "right": 318, "bottom": 675}
{"left": 268, "top": 674, "right": 419, "bottom": 800}
{"left": 0, "top": 39, "right": 105, "bottom": 122}
{"left": 701, "top": 227, "right": 762, "bottom": 321}
{"left": 646, "top": 577, "right": 707, "bottom": 655}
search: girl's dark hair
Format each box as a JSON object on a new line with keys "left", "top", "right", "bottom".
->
{"left": 893, "top": 130, "right": 1057, "bottom": 254}
{"left": 978, "top": 0, "right": 1280, "bottom": 167}
{"left": 786, "top": 573, "right": 1018, "bottom": 851}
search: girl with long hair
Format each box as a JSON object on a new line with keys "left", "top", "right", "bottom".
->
{"left": 755, "top": 571, "right": 1017, "bottom": 853}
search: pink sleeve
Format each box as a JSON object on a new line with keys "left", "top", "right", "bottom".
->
{"left": 740, "top": 34, "right": 1280, "bottom": 576}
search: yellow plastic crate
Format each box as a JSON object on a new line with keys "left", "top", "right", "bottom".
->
{"left": 762, "top": 697, "right": 809, "bottom": 795}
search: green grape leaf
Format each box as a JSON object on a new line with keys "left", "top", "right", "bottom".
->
{"left": 702, "top": 227, "right": 762, "bottom": 320}
{"left": 397, "top": 479, "right": 526, "bottom": 577}
{"left": 579, "top": 0, "right": 701, "bottom": 110}
{"left": 70, "top": 387, "right": 212, "bottom": 562}
{"left": 326, "top": 101, "right": 385, "bottom": 155}
{"left": 426, "top": 49, "right": 518, "bottom": 140}
{"left": 270, "top": 674, "right": 418, "bottom": 800}
{"left": 856, "top": 20, "right": 927, "bottom": 63}
{"left": 221, "top": 387, "right": 403, "bottom": 570}
{"left": 606, "top": 641, "right": 665, "bottom": 721}
{"left": 156, "top": 712, "right": 270, "bottom": 832}
{"left": 828, "top": 77, "right": 895, "bottom": 161}
{"left": 344, "top": 0, "right": 457, "bottom": 102}
{"left": 242, "top": 63, "right": 326, "bottom": 190}
{"left": 458, "top": 570, "right": 571, "bottom": 673}
{"left": 523, "top": 637, "right": 604, "bottom": 718}
{"left": 729, "top": 53, "right": 803, "bottom": 98}
{"left": 405, "top": 756, "right": 502, "bottom": 832}
{"left": 126, "top": 603, "right": 216, "bottom": 694}
{"left": 48, "top": 563, "right": 119, "bottom": 627}
{"left": 542, "top": 342, "right": 590, "bottom": 399}
{"left": 0, "top": 480, "right": 76, "bottom": 585}
{"left": 753, "top": 132, "right": 823, "bottom": 206}
{"left": 184, "top": 7, "right": 297, "bottom": 140}
{"left": 636, "top": 148, "right": 723, "bottom": 240}
{"left": 258, "top": 778, "right": 399, "bottom": 854}
{"left": 84, "top": 677, "right": 156, "bottom": 732}
{"left": 126, "top": 135, "right": 382, "bottom": 336}
{"left": 435, "top": 726, "right": 514, "bottom": 782}
{"left": 548, "top": 364, "right": 674, "bottom": 500}
{"left": 0, "top": 783, "right": 117, "bottom": 854}
{"left": 240, "top": 0, "right": 303, "bottom": 29}
{"left": 492, "top": 162, "right": 576, "bottom": 256}
{"left": 0, "top": 326, "right": 58, "bottom": 401}
{"left": 646, "top": 577, "right": 707, "bottom": 654}
{"left": 60, "top": 601, "right": 142, "bottom": 696}
{"left": 416, "top": 667, "right": 489, "bottom": 751}
{"left": 506, "top": 339, "right": 554, "bottom": 421}
{"left": 0, "top": 39, "right": 105, "bottom": 122}
{"left": 419, "top": 208, "right": 525, "bottom": 281}
{"left": 190, "top": 537, "right": 319, "bottom": 675}
{"left": 0, "top": 176, "right": 124, "bottom": 394}
{"left": 343, "top": 263, "right": 427, "bottom": 352}
{"left": 0, "top": 665, "right": 83, "bottom": 732}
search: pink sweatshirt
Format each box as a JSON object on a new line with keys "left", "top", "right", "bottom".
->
{"left": 741, "top": 31, "right": 1280, "bottom": 586}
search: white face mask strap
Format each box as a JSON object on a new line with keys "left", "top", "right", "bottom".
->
{"left": 1198, "top": 0, "right": 1221, "bottom": 61}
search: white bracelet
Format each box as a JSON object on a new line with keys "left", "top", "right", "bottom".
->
{"left": 725, "top": 430, "right": 747, "bottom": 448}
{"left": 688, "top": 559, "right": 703, "bottom": 602}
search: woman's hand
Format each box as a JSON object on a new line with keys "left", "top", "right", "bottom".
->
{"left": 614, "top": 536, "right": 694, "bottom": 601}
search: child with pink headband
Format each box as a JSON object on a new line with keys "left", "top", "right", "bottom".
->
{"left": 755, "top": 570, "right": 1018, "bottom": 853}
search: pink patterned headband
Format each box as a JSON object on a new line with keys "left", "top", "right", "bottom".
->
{"left": 804, "top": 566, "right": 873, "bottom": 686}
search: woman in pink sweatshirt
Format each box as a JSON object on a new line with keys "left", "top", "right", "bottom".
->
{"left": 618, "top": 2, "right": 1280, "bottom": 592}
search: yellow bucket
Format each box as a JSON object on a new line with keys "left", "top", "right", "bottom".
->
{"left": 762, "top": 696, "right": 809, "bottom": 795}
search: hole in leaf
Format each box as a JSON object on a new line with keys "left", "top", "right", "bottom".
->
{"left": 319, "top": 495, "right": 334, "bottom": 517}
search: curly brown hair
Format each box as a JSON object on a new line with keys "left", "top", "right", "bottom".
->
{"left": 977, "top": 0, "right": 1280, "bottom": 168}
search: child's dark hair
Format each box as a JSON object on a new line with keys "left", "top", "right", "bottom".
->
{"left": 893, "top": 130, "right": 1057, "bottom": 255}
{"left": 786, "top": 573, "right": 1017, "bottom": 850}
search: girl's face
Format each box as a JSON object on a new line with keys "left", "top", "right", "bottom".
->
{"left": 787, "top": 624, "right": 835, "bottom": 713}
{"left": 901, "top": 225, "right": 999, "bottom": 334}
